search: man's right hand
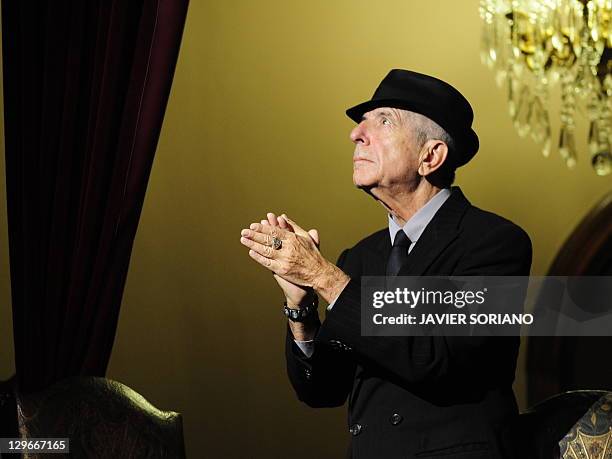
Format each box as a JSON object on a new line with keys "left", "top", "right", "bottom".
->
{"left": 261, "top": 212, "right": 320, "bottom": 307}
{"left": 262, "top": 212, "right": 320, "bottom": 342}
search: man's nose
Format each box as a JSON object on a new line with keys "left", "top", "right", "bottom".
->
{"left": 350, "top": 122, "right": 368, "bottom": 145}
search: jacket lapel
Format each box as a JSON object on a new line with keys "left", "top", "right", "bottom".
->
{"left": 363, "top": 229, "right": 392, "bottom": 276}
{"left": 398, "top": 186, "right": 470, "bottom": 276}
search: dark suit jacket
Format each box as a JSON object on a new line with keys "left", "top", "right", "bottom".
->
{"left": 285, "top": 187, "right": 533, "bottom": 459}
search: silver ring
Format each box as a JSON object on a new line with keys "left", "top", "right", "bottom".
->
{"left": 272, "top": 237, "right": 282, "bottom": 250}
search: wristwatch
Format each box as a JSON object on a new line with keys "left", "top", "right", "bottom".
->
{"left": 283, "top": 296, "right": 318, "bottom": 322}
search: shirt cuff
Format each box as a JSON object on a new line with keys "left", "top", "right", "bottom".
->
{"left": 294, "top": 339, "right": 315, "bottom": 358}
{"left": 326, "top": 295, "right": 341, "bottom": 311}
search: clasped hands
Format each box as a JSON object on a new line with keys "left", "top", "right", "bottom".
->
{"left": 240, "top": 213, "right": 349, "bottom": 306}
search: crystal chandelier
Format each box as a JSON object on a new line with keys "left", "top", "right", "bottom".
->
{"left": 480, "top": 0, "right": 612, "bottom": 176}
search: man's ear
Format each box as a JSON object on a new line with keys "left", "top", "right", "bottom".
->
{"left": 419, "top": 140, "right": 448, "bottom": 177}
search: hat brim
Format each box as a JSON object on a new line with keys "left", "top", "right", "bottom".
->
{"left": 346, "top": 98, "right": 479, "bottom": 168}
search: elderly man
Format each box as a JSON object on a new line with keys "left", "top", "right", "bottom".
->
{"left": 240, "top": 69, "right": 532, "bottom": 459}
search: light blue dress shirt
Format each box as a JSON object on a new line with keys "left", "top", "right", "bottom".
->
{"left": 295, "top": 188, "right": 452, "bottom": 357}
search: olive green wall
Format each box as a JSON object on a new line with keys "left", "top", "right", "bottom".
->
{"left": 1, "top": 1, "right": 611, "bottom": 457}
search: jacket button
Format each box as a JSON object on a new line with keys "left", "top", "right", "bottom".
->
{"left": 349, "top": 423, "right": 362, "bottom": 436}
{"left": 390, "top": 413, "right": 403, "bottom": 425}
{"left": 304, "top": 369, "right": 312, "bottom": 380}
{"left": 329, "top": 340, "right": 345, "bottom": 351}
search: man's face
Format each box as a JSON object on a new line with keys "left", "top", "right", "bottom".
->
{"left": 350, "top": 107, "right": 421, "bottom": 192}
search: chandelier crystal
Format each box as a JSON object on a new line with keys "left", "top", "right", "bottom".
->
{"left": 479, "top": 0, "right": 612, "bottom": 176}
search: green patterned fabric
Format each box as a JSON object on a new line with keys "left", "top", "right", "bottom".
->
{"left": 560, "top": 393, "right": 612, "bottom": 459}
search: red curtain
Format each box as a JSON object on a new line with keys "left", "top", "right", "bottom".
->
{"left": 2, "top": 0, "right": 189, "bottom": 394}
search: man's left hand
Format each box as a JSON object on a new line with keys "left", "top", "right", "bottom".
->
{"left": 240, "top": 215, "right": 350, "bottom": 303}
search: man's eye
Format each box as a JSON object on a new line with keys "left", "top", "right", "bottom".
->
{"left": 382, "top": 118, "right": 391, "bottom": 125}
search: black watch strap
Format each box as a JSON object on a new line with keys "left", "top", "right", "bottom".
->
{"left": 283, "top": 296, "right": 318, "bottom": 322}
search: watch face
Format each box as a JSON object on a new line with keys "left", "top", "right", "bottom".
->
{"left": 285, "top": 303, "right": 317, "bottom": 322}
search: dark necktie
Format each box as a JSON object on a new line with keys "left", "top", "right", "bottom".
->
{"left": 386, "top": 230, "right": 411, "bottom": 277}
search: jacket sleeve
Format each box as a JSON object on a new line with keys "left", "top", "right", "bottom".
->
{"left": 285, "top": 249, "right": 357, "bottom": 408}
{"left": 315, "top": 223, "right": 532, "bottom": 387}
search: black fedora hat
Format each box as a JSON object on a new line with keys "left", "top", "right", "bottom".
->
{"left": 346, "top": 69, "right": 479, "bottom": 167}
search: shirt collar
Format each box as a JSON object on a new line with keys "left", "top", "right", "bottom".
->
{"left": 388, "top": 188, "right": 452, "bottom": 245}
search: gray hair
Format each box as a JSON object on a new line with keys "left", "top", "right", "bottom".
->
{"left": 404, "top": 111, "right": 457, "bottom": 187}
{"left": 404, "top": 111, "right": 455, "bottom": 154}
